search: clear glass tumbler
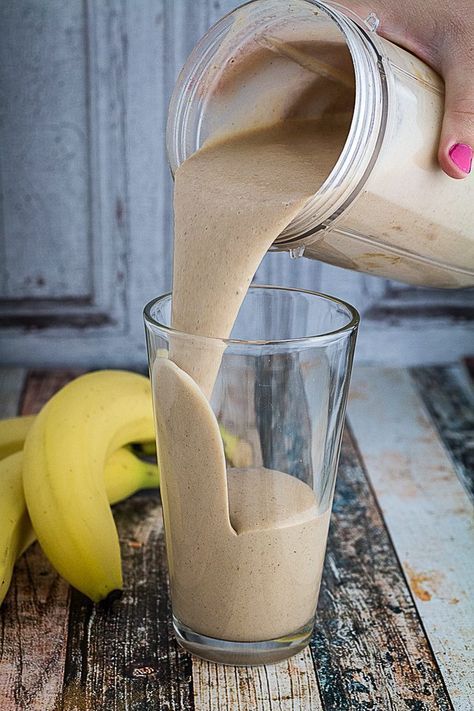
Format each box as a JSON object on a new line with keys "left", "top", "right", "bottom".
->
{"left": 144, "top": 285, "right": 358, "bottom": 665}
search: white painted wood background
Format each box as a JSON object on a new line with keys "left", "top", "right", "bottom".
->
{"left": 0, "top": 0, "right": 473, "bottom": 368}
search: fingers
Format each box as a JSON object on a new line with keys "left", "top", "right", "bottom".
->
{"left": 344, "top": 1, "right": 473, "bottom": 179}
{"left": 438, "top": 61, "right": 474, "bottom": 179}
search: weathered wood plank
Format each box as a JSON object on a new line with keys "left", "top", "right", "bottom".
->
{"left": 348, "top": 367, "right": 474, "bottom": 711}
{"left": 60, "top": 494, "right": 194, "bottom": 711}
{"left": 0, "top": 1, "right": 90, "bottom": 300}
{"left": 411, "top": 365, "right": 474, "bottom": 501}
{"left": 0, "top": 368, "right": 27, "bottom": 418}
{"left": 0, "top": 370, "right": 79, "bottom": 711}
{"left": 0, "top": 554, "right": 71, "bottom": 711}
{"left": 0, "top": 0, "right": 130, "bottom": 339}
{"left": 311, "top": 427, "right": 452, "bottom": 711}
{"left": 191, "top": 422, "right": 452, "bottom": 711}
{"left": 193, "top": 649, "right": 323, "bottom": 711}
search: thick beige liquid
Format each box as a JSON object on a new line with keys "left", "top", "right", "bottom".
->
{"left": 154, "top": 359, "right": 331, "bottom": 641}
{"left": 153, "top": 119, "right": 346, "bottom": 642}
{"left": 170, "top": 120, "right": 346, "bottom": 397}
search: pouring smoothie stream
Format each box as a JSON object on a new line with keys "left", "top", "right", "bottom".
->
{"left": 153, "top": 117, "right": 347, "bottom": 645}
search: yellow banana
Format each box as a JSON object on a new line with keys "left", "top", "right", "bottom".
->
{"left": 0, "top": 446, "right": 159, "bottom": 606}
{"left": 105, "top": 446, "right": 159, "bottom": 504}
{"left": 0, "top": 452, "right": 35, "bottom": 605}
{"left": 139, "top": 427, "right": 253, "bottom": 467}
{"left": 0, "top": 415, "right": 159, "bottom": 478}
{"left": 23, "top": 370, "right": 155, "bottom": 602}
{"left": 0, "top": 416, "right": 35, "bottom": 458}
{"left": 219, "top": 425, "right": 253, "bottom": 468}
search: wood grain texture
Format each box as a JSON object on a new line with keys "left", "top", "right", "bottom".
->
{"left": 0, "top": 370, "right": 79, "bottom": 711}
{"left": 0, "top": 1, "right": 90, "bottom": 300}
{"left": 348, "top": 367, "right": 474, "bottom": 711}
{"left": 0, "top": 0, "right": 128, "bottom": 333}
{"left": 410, "top": 365, "right": 474, "bottom": 501}
{"left": 0, "top": 548, "right": 71, "bottom": 711}
{"left": 60, "top": 494, "right": 194, "bottom": 711}
{"left": 193, "top": 649, "right": 323, "bottom": 711}
{"left": 311, "top": 427, "right": 452, "bottom": 711}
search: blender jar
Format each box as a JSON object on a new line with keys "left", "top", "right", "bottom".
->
{"left": 167, "top": 0, "right": 474, "bottom": 288}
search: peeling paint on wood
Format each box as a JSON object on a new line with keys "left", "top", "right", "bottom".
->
{"left": 348, "top": 367, "right": 474, "bottom": 711}
{"left": 1, "top": 1, "right": 473, "bottom": 368}
{"left": 193, "top": 648, "right": 323, "bottom": 711}
{"left": 410, "top": 365, "right": 474, "bottom": 501}
{"left": 0, "top": 0, "right": 129, "bottom": 338}
{"left": 311, "top": 427, "right": 452, "bottom": 711}
{"left": 0, "top": 546, "right": 72, "bottom": 711}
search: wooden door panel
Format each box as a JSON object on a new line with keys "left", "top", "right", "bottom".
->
{"left": 0, "top": 0, "right": 128, "bottom": 331}
{"left": 0, "top": 0, "right": 472, "bottom": 367}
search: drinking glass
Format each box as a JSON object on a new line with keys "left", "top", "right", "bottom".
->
{"left": 144, "top": 285, "right": 358, "bottom": 665}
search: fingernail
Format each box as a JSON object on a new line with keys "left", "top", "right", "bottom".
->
{"left": 449, "top": 143, "right": 472, "bottom": 174}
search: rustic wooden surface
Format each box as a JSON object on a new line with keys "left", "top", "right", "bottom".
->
{"left": 0, "top": 364, "right": 472, "bottom": 710}
{"left": 311, "top": 425, "right": 452, "bottom": 710}
{"left": 348, "top": 367, "right": 474, "bottom": 711}
{"left": 0, "top": 371, "right": 78, "bottom": 711}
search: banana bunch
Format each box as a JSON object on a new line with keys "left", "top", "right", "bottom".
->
{"left": 0, "top": 370, "right": 159, "bottom": 606}
{"left": 1, "top": 369, "right": 252, "bottom": 607}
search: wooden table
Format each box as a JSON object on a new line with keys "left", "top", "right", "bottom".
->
{"left": 0, "top": 365, "right": 472, "bottom": 710}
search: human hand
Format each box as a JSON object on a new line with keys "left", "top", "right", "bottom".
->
{"left": 342, "top": 0, "right": 473, "bottom": 178}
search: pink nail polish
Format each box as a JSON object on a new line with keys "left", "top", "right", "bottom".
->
{"left": 449, "top": 143, "right": 472, "bottom": 174}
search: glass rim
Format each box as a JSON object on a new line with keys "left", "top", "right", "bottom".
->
{"left": 143, "top": 284, "right": 360, "bottom": 347}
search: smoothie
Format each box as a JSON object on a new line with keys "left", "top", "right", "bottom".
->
{"left": 153, "top": 117, "right": 348, "bottom": 643}
{"left": 154, "top": 358, "right": 331, "bottom": 641}
{"left": 153, "top": 0, "right": 472, "bottom": 649}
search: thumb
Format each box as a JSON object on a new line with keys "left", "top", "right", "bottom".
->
{"left": 438, "top": 62, "right": 474, "bottom": 179}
